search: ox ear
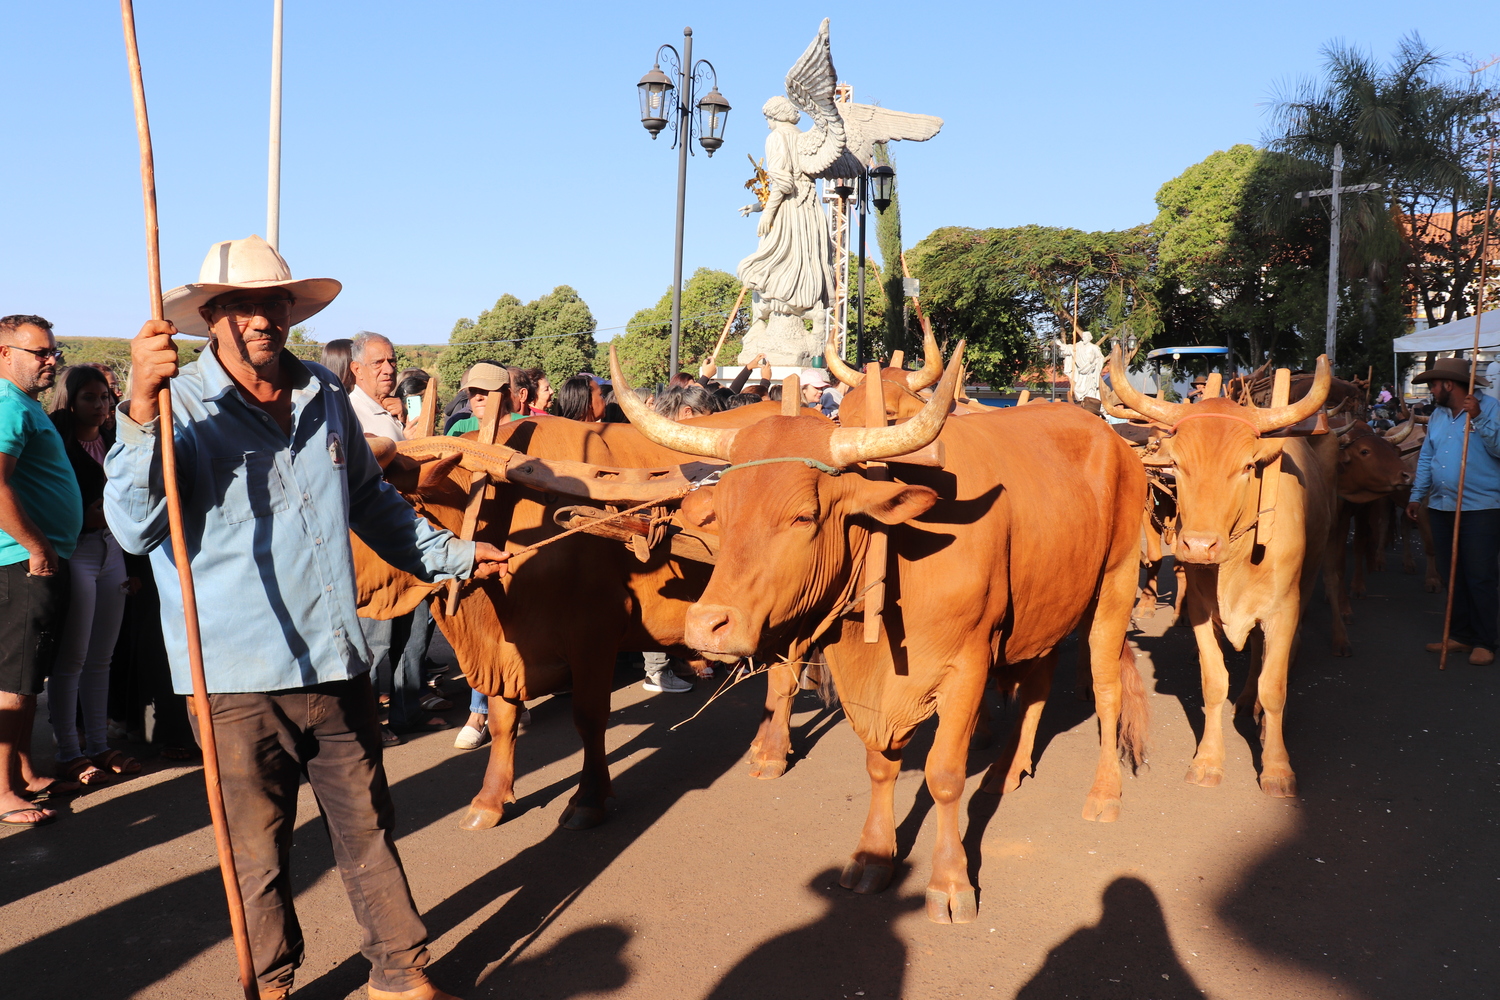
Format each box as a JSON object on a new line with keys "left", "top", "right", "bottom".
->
{"left": 679, "top": 486, "right": 716, "bottom": 530}
{"left": 1253, "top": 438, "right": 1285, "bottom": 466}
{"left": 852, "top": 480, "right": 939, "bottom": 525}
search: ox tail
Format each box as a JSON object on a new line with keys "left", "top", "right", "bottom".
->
{"left": 801, "top": 648, "right": 840, "bottom": 710}
{"left": 1117, "top": 637, "right": 1150, "bottom": 772}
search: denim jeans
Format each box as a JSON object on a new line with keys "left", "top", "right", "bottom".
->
{"left": 1428, "top": 507, "right": 1500, "bottom": 651}
{"left": 359, "top": 606, "right": 429, "bottom": 730}
{"left": 188, "top": 675, "right": 432, "bottom": 994}
{"left": 48, "top": 530, "right": 127, "bottom": 762}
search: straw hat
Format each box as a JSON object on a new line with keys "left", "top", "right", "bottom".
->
{"left": 163, "top": 235, "right": 341, "bottom": 337}
{"left": 1411, "top": 357, "right": 1490, "bottom": 388}
{"left": 460, "top": 362, "right": 510, "bottom": 392}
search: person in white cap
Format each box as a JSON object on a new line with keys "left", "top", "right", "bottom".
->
{"left": 103, "top": 235, "right": 507, "bottom": 1000}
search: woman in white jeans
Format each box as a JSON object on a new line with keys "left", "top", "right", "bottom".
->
{"left": 47, "top": 366, "right": 138, "bottom": 786}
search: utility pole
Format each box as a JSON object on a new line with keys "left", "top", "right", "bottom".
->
{"left": 266, "top": 0, "right": 283, "bottom": 249}
{"left": 1295, "top": 143, "right": 1381, "bottom": 368}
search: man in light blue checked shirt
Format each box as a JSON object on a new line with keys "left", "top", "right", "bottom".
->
{"left": 1405, "top": 356, "right": 1500, "bottom": 667}
{"left": 104, "top": 236, "right": 504, "bottom": 1000}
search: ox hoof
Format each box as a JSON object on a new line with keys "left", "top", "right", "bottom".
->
{"left": 1259, "top": 771, "right": 1297, "bottom": 798}
{"left": 925, "top": 887, "right": 978, "bottom": 924}
{"left": 1332, "top": 641, "right": 1353, "bottom": 658}
{"left": 1185, "top": 762, "right": 1224, "bottom": 787}
{"left": 1372, "top": 556, "right": 1386, "bottom": 572}
{"left": 460, "top": 806, "right": 504, "bottom": 832}
{"left": 1081, "top": 796, "right": 1121, "bottom": 823}
{"left": 839, "top": 859, "right": 894, "bottom": 894}
{"left": 747, "top": 758, "right": 788, "bottom": 780}
{"left": 558, "top": 803, "right": 607, "bottom": 830}
{"left": 1425, "top": 580, "right": 1441, "bottom": 594}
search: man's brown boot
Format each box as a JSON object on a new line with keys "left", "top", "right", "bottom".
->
{"left": 1425, "top": 639, "right": 1471, "bottom": 653}
{"left": 1469, "top": 647, "right": 1494, "bottom": 665}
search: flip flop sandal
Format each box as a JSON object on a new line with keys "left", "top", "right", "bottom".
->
{"left": 419, "top": 694, "right": 454, "bottom": 711}
{"left": 26, "top": 778, "right": 82, "bottom": 801}
{"left": 61, "top": 757, "right": 111, "bottom": 787}
{"left": 159, "top": 746, "right": 199, "bottom": 761}
{"left": 1, "top": 807, "right": 58, "bottom": 827}
{"left": 90, "top": 750, "right": 143, "bottom": 776}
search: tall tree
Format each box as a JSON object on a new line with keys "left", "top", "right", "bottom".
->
{"left": 438, "top": 286, "right": 597, "bottom": 391}
{"left": 607, "top": 268, "right": 749, "bottom": 386}
{"left": 909, "top": 224, "right": 1160, "bottom": 386}
{"left": 1263, "top": 34, "right": 1497, "bottom": 373}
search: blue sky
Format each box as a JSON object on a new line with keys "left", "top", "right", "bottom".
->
{"left": 1, "top": 1, "right": 1489, "bottom": 345}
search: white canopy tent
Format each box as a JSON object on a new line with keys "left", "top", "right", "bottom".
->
{"left": 1392, "top": 308, "right": 1500, "bottom": 353}
{"left": 1392, "top": 308, "right": 1500, "bottom": 399}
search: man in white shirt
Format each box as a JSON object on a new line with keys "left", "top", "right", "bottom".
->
{"left": 348, "top": 332, "right": 404, "bottom": 441}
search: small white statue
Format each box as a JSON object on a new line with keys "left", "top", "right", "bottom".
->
{"left": 736, "top": 19, "right": 942, "bottom": 366}
{"left": 1054, "top": 328, "right": 1105, "bottom": 403}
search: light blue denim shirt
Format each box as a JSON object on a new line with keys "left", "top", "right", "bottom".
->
{"left": 104, "top": 347, "right": 474, "bottom": 694}
{"left": 1410, "top": 392, "right": 1500, "bottom": 512}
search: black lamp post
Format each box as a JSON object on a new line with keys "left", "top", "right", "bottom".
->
{"left": 636, "top": 28, "right": 729, "bottom": 377}
{"left": 833, "top": 161, "right": 895, "bottom": 366}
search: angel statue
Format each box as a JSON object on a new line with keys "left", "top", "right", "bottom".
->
{"left": 736, "top": 19, "right": 942, "bottom": 366}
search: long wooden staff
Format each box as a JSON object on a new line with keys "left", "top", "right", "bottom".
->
{"left": 1439, "top": 112, "right": 1496, "bottom": 670}
{"left": 121, "top": 3, "right": 257, "bottom": 995}
{"left": 704, "top": 283, "right": 750, "bottom": 372}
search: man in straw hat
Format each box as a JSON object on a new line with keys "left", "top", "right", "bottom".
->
{"left": 1406, "top": 356, "right": 1500, "bottom": 666}
{"left": 103, "top": 235, "right": 506, "bottom": 1000}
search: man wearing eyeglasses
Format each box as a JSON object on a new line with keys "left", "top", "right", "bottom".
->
{"left": 103, "top": 236, "right": 503, "bottom": 1000}
{"left": 348, "top": 331, "right": 405, "bottom": 441}
{"left": 0, "top": 314, "right": 82, "bottom": 829}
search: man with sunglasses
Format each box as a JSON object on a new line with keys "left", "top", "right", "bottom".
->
{"left": 0, "top": 314, "right": 82, "bottom": 828}
{"left": 104, "top": 236, "right": 504, "bottom": 1000}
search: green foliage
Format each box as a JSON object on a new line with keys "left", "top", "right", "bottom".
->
{"left": 872, "top": 143, "right": 907, "bottom": 357}
{"left": 908, "top": 224, "right": 1160, "bottom": 386}
{"left": 607, "top": 268, "right": 748, "bottom": 386}
{"left": 437, "top": 287, "right": 597, "bottom": 392}
{"left": 56, "top": 338, "right": 134, "bottom": 376}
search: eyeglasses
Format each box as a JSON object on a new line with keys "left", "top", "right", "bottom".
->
{"left": 209, "top": 296, "right": 295, "bottom": 321}
{"left": 2, "top": 345, "right": 64, "bottom": 362}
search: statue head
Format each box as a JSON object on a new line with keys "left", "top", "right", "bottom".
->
{"left": 763, "top": 96, "right": 801, "bottom": 125}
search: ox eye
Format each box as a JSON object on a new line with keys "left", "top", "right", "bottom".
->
{"left": 793, "top": 512, "right": 816, "bottom": 526}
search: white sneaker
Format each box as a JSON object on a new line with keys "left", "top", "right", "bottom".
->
{"left": 643, "top": 671, "right": 693, "bottom": 694}
{"left": 453, "top": 724, "right": 491, "bottom": 750}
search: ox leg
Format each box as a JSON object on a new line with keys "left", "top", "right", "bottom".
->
{"left": 1351, "top": 505, "right": 1372, "bottom": 598}
{"left": 747, "top": 662, "right": 799, "bottom": 780}
{"left": 1170, "top": 560, "right": 1189, "bottom": 627}
{"left": 1323, "top": 513, "right": 1354, "bottom": 657}
{"left": 1134, "top": 516, "right": 1162, "bottom": 621}
{"left": 461, "top": 696, "right": 521, "bottom": 831}
{"left": 1185, "top": 592, "right": 1230, "bottom": 788}
{"left": 923, "top": 675, "right": 987, "bottom": 923}
{"left": 1400, "top": 508, "right": 1418, "bottom": 574}
{"left": 980, "top": 652, "right": 1054, "bottom": 795}
{"left": 1235, "top": 628, "right": 1264, "bottom": 717}
{"left": 559, "top": 658, "right": 614, "bottom": 831}
{"left": 1369, "top": 501, "right": 1388, "bottom": 573}
{"left": 840, "top": 748, "right": 902, "bottom": 895}
{"left": 1255, "top": 613, "right": 1298, "bottom": 797}
{"left": 1082, "top": 560, "right": 1142, "bottom": 823}
{"left": 1420, "top": 505, "right": 1443, "bottom": 592}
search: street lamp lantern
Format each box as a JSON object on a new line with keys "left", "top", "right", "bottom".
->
{"left": 696, "top": 87, "right": 731, "bottom": 155}
{"left": 831, "top": 175, "right": 856, "bottom": 201}
{"left": 637, "top": 64, "right": 674, "bottom": 138}
{"left": 635, "top": 27, "right": 729, "bottom": 376}
{"left": 870, "top": 163, "right": 895, "bottom": 212}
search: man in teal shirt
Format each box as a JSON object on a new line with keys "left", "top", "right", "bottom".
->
{"left": 0, "top": 314, "right": 83, "bottom": 827}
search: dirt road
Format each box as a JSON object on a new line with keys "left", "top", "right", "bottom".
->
{"left": 3, "top": 560, "right": 1496, "bottom": 999}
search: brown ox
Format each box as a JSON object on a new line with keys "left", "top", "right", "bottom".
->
{"left": 1111, "top": 351, "right": 1338, "bottom": 796}
{"left": 360, "top": 404, "right": 817, "bottom": 830}
{"left": 612, "top": 344, "right": 1149, "bottom": 924}
{"left": 1324, "top": 419, "right": 1413, "bottom": 623}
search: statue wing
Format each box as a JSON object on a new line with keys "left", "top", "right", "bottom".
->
{"left": 786, "top": 19, "right": 847, "bottom": 177}
{"left": 837, "top": 103, "right": 945, "bottom": 166}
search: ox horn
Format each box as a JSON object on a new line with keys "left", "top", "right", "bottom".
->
{"left": 608, "top": 345, "right": 738, "bottom": 461}
{"left": 906, "top": 323, "right": 945, "bottom": 391}
{"left": 1385, "top": 416, "right": 1416, "bottom": 444}
{"left": 824, "top": 332, "right": 865, "bottom": 387}
{"left": 826, "top": 342, "right": 965, "bottom": 467}
{"left": 1108, "top": 346, "right": 1192, "bottom": 425}
{"left": 1246, "top": 355, "right": 1331, "bottom": 434}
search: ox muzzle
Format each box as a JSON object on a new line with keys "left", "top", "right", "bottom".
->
{"left": 684, "top": 602, "right": 758, "bottom": 662}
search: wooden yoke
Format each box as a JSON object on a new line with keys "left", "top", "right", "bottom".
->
{"left": 446, "top": 398, "right": 503, "bottom": 614}
{"left": 862, "top": 362, "right": 889, "bottom": 642}
{"left": 1255, "top": 368, "right": 1290, "bottom": 548}
{"left": 415, "top": 376, "right": 439, "bottom": 438}
{"left": 782, "top": 373, "right": 801, "bottom": 416}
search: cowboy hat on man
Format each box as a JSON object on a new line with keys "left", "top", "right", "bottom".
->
{"left": 105, "top": 235, "right": 506, "bottom": 1000}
